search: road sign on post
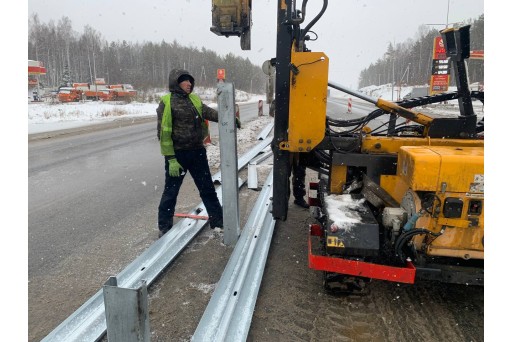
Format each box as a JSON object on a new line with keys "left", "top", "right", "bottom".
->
{"left": 217, "top": 68, "right": 226, "bottom": 81}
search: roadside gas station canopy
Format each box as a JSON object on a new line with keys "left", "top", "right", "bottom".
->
{"left": 28, "top": 60, "right": 46, "bottom": 75}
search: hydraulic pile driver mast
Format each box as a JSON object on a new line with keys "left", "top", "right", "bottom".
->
{"left": 211, "top": 0, "right": 484, "bottom": 292}
{"left": 212, "top": 0, "right": 328, "bottom": 219}
{"left": 272, "top": 0, "right": 330, "bottom": 221}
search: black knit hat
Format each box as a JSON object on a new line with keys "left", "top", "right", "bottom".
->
{"left": 177, "top": 74, "right": 194, "bottom": 84}
{"left": 168, "top": 69, "right": 195, "bottom": 92}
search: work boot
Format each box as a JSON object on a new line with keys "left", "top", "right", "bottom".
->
{"left": 209, "top": 217, "right": 224, "bottom": 229}
{"left": 294, "top": 198, "right": 309, "bottom": 208}
{"left": 158, "top": 219, "right": 173, "bottom": 238}
{"left": 158, "top": 228, "right": 170, "bottom": 238}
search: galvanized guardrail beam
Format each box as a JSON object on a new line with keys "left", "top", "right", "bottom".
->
{"left": 257, "top": 122, "right": 274, "bottom": 140}
{"left": 192, "top": 171, "right": 275, "bottom": 342}
{"left": 211, "top": 136, "right": 272, "bottom": 185}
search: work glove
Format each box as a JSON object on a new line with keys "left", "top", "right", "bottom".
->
{"left": 235, "top": 116, "right": 241, "bottom": 129}
{"left": 168, "top": 157, "right": 184, "bottom": 177}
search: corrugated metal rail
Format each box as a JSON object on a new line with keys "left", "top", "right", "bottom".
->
{"left": 193, "top": 171, "right": 275, "bottom": 341}
{"left": 257, "top": 122, "right": 274, "bottom": 140}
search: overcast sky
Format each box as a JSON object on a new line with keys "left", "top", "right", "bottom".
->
{"left": 28, "top": 0, "right": 483, "bottom": 88}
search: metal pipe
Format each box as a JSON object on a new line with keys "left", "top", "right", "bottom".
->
{"left": 328, "top": 81, "right": 377, "bottom": 104}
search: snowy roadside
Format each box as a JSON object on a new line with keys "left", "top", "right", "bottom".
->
{"left": 28, "top": 84, "right": 484, "bottom": 135}
{"left": 27, "top": 101, "right": 159, "bottom": 134}
{"left": 28, "top": 87, "right": 265, "bottom": 135}
{"left": 27, "top": 93, "right": 275, "bottom": 173}
{"left": 206, "top": 115, "right": 273, "bottom": 171}
{"left": 331, "top": 84, "right": 484, "bottom": 120}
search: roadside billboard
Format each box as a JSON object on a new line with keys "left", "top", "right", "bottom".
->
{"left": 429, "top": 37, "right": 450, "bottom": 94}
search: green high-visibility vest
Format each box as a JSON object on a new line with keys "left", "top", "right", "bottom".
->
{"left": 160, "top": 93, "right": 209, "bottom": 156}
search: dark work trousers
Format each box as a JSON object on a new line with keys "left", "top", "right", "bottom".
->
{"left": 292, "top": 162, "right": 306, "bottom": 200}
{"left": 158, "top": 148, "right": 223, "bottom": 232}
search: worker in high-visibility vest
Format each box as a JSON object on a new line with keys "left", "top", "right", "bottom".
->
{"left": 156, "top": 69, "right": 241, "bottom": 238}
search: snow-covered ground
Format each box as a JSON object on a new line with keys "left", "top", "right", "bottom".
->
{"left": 28, "top": 87, "right": 263, "bottom": 134}
{"left": 330, "top": 84, "right": 484, "bottom": 119}
{"left": 333, "top": 84, "right": 417, "bottom": 101}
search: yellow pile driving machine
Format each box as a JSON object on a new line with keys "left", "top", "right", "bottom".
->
{"left": 211, "top": 0, "right": 484, "bottom": 293}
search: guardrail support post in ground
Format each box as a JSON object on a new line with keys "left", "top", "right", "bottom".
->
{"left": 103, "top": 277, "right": 150, "bottom": 342}
{"left": 258, "top": 99, "right": 264, "bottom": 116}
{"left": 247, "top": 162, "right": 258, "bottom": 189}
{"left": 217, "top": 82, "right": 240, "bottom": 245}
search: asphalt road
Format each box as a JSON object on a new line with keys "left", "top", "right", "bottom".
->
{"left": 29, "top": 120, "right": 158, "bottom": 274}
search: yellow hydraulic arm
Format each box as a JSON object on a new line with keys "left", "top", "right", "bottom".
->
{"left": 328, "top": 81, "right": 434, "bottom": 136}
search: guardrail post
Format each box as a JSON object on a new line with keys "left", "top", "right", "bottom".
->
{"left": 247, "top": 162, "right": 258, "bottom": 189}
{"left": 102, "top": 276, "right": 150, "bottom": 342}
{"left": 217, "top": 82, "right": 240, "bottom": 245}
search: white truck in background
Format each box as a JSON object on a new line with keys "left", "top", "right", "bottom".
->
{"left": 403, "top": 86, "right": 429, "bottom": 100}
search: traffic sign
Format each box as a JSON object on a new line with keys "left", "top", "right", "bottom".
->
{"left": 217, "top": 69, "right": 226, "bottom": 80}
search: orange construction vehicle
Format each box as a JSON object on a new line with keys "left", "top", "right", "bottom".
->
{"left": 109, "top": 84, "right": 137, "bottom": 100}
{"left": 57, "top": 87, "right": 82, "bottom": 102}
{"left": 97, "top": 89, "right": 116, "bottom": 101}
{"left": 73, "top": 80, "right": 110, "bottom": 100}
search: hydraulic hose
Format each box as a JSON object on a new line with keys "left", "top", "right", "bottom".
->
{"left": 403, "top": 211, "right": 424, "bottom": 232}
{"left": 299, "top": 0, "right": 328, "bottom": 44}
{"left": 395, "top": 228, "right": 441, "bottom": 263}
